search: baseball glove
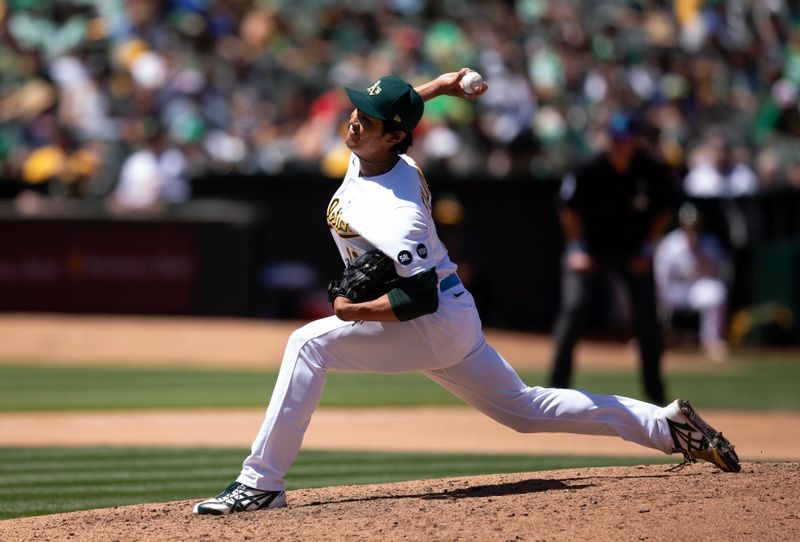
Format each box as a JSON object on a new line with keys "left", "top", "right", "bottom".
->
{"left": 328, "top": 249, "right": 400, "bottom": 303}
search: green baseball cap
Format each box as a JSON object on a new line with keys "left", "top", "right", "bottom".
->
{"left": 345, "top": 75, "right": 424, "bottom": 134}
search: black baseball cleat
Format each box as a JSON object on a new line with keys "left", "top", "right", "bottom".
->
{"left": 664, "top": 399, "right": 741, "bottom": 473}
{"left": 193, "top": 482, "right": 286, "bottom": 515}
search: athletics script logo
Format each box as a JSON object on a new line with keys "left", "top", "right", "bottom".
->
{"left": 327, "top": 198, "right": 357, "bottom": 238}
{"left": 366, "top": 79, "right": 402, "bottom": 124}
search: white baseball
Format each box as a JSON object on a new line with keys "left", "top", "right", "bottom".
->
{"left": 460, "top": 71, "right": 484, "bottom": 94}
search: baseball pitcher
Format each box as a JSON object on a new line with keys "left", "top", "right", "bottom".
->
{"left": 194, "top": 69, "right": 739, "bottom": 515}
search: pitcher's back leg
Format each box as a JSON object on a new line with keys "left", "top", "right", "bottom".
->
{"left": 425, "top": 337, "right": 674, "bottom": 452}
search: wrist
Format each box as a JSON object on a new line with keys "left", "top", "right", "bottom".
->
{"left": 567, "top": 240, "right": 587, "bottom": 254}
{"left": 332, "top": 296, "right": 353, "bottom": 316}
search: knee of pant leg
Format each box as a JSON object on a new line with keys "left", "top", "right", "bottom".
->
{"left": 285, "top": 327, "right": 326, "bottom": 371}
{"left": 483, "top": 412, "right": 531, "bottom": 434}
{"left": 287, "top": 319, "right": 327, "bottom": 348}
{"left": 287, "top": 327, "right": 310, "bottom": 352}
{"left": 492, "top": 390, "right": 544, "bottom": 433}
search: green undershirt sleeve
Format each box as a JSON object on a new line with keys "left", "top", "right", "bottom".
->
{"left": 387, "top": 268, "right": 439, "bottom": 321}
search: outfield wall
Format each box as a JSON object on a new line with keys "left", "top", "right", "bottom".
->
{"left": 0, "top": 175, "right": 798, "bottom": 339}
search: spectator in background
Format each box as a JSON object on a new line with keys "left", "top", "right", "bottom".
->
{"left": 2, "top": 1, "right": 800, "bottom": 195}
{"left": 724, "top": 145, "right": 759, "bottom": 197}
{"left": 683, "top": 141, "right": 726, "bottom": 198}
{"left": 549, "top": 113, "right": 675, "bottom": 405}
{"left": 20, "top": 126, "right": 102, "bottom": 197}
{"left": 655, "top": 202, "right": 731, "bottom": 362}
{"left": 684, "top": 139, "right": 760, "bottom": 198}
{"left": 108, "top": 125, "right": 189, "bottom": 213}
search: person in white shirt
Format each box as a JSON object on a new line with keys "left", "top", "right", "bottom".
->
{"left": 725, "top": 145, "right": 758, "bottom": 197}
{"left": 683, "top": 144, "right": 726, "bottom": 198}
{"left": 111, "top": 131, "right": 189, "bottom": 211}
{"left": 655, "top": 203, "right": 730, "bottom": 361}
{"left": 192, "top": 70, "right": 741, "bottom": 516}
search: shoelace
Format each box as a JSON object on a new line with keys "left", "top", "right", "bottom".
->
{"left": 218, "top": 483, "right": 278, "bottom": 511}
{"left": 665, "top": 458, "right": 694, "bottom": 472}
{"left": 214, "top": 483, "right": 241, "bottom": 502}
{"left": 665, "top": 418, "right": 708, "bottom": 472}
{"left": 221, "top": 484, "right": 259, "bottom": 511}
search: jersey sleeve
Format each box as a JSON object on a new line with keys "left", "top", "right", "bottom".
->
{"left": 358, "top": 206, "right": 433, "bottom": 278}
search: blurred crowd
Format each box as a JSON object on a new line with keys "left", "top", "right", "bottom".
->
{"left": 1, "top": 0, "right": 800, "bottom": 209}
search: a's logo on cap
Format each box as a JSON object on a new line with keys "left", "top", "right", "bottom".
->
{"left": 367, "top": 80, "right": 382, "bottom": 96}
{"left": 394, "top": 114, "right": 402, "bottom": 123}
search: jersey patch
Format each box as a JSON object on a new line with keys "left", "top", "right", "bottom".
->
{"left": 416, "top": 244, "right": 428, "bottom": 258}
{"left": 398, "top": 250, "right": 413, "bottom": 265}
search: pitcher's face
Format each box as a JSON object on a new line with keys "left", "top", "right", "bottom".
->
{"left": 345, "top": 109, "right": 403, "bottom": 161}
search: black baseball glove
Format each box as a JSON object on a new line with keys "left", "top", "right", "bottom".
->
{"left": 328, "top": 249, "right": 400, "bottom": 303}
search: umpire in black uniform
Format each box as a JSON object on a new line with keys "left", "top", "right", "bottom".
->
{"left": 550, "top": 113, "right": 675, "bottom": 405}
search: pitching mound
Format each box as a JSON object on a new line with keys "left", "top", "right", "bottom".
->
{"left": 1, "top": 463, "right": 797, "bottom": 541}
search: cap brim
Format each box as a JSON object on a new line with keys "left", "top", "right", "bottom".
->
{"left": 345, "top": 87, "right": 387, "bottom": 122}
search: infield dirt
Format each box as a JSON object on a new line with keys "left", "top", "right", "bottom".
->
{"left": 1, "top": 315, "right": 798, "bottom": 540}
{"left": 1, "top": 463, "right": 797, "bottom": 541}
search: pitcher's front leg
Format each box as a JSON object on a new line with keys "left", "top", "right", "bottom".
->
{"left": 238, "top": 317, "right": 349, "bottom": 491}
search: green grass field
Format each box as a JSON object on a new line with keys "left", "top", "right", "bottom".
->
{"left": 0, "top": 352, "right": 796, "bottom": 521}
{"left": 0, "top": 447, "right": 678, "bottom": 520}
{"left": 0, "top": 356, "right": 798, "bottom": 412}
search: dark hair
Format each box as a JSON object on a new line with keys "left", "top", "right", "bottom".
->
{"left": 382, "top": 121, "right": 414, "bottom": 154}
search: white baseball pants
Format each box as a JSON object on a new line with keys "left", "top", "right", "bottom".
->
{"left": 662, "top": 277, "right": 728, "bottom": 350}
{"left": 237, "top": 291, "right": 676, "bottom": 491}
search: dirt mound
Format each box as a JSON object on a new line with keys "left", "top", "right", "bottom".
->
{"left": 2, "top": 463, "right": 797, "bottom": 541}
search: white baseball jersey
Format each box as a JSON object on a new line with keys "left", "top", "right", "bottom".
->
{"left": 236, "top": 152, "right": 678, "bottom": 492}
{"left": 326, "top": 153, "right": 457, "bottom": 281}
